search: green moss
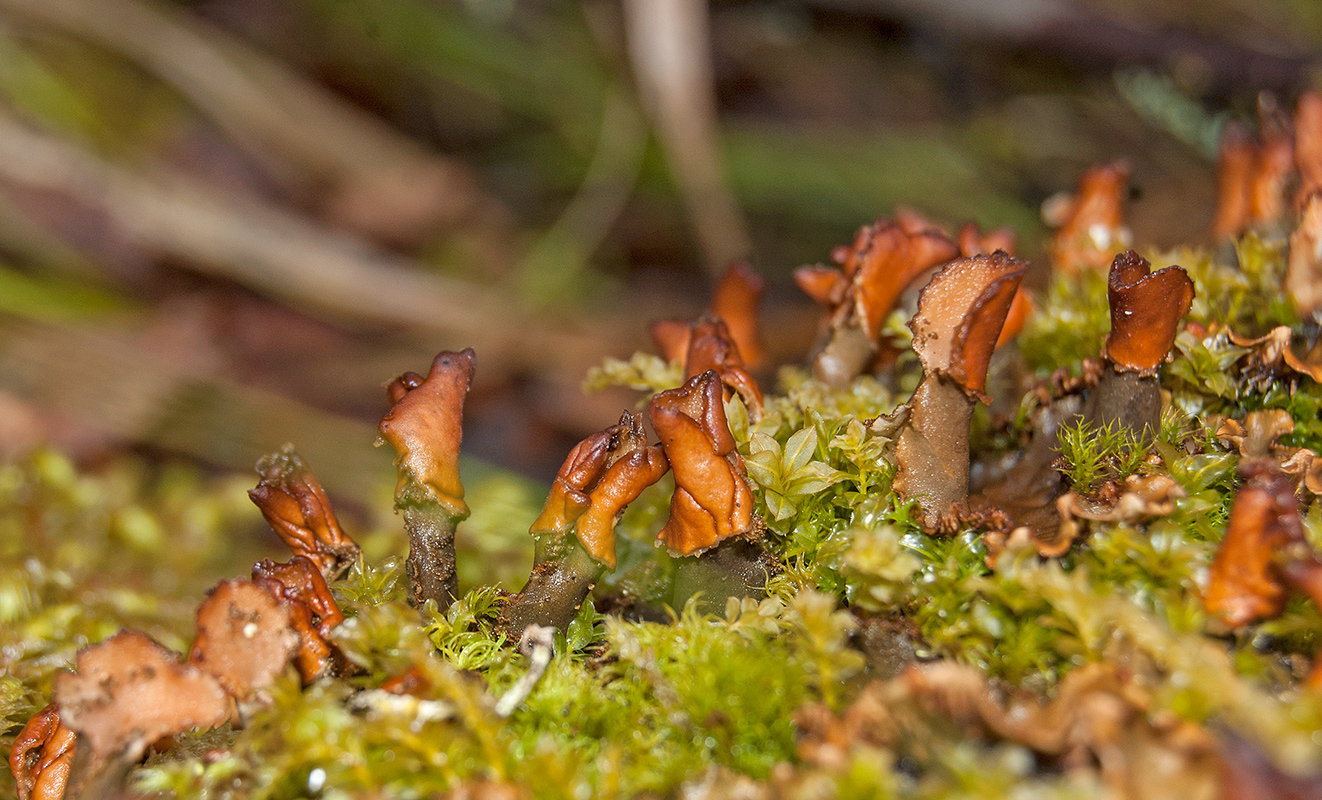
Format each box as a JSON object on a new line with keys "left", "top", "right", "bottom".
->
{"left": 582, "top": 352, "right": 683, "bottom": 395}
{"left": 1170, "top": 236, "right": 1298, "bottom": 332}
{"left": 1056, "top": 418, "right": 1150, "bottom": 495}
{"left": 842, "top": 524, "right": 921, "bottom": 612}
{"left": 1018, "top": 270, "right": 1109, "bottom": 377}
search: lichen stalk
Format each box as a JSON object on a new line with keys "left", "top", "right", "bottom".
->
{"left": 1082, "top": 367, "right": 1162, "bottom": 443}
{"left": 894, "top": 251, "right": 1026, "bottom": 527}
{"left": 892, "top": 374, "right": 977, "bottom": 525}
{"left": 499, "top": 532, "right": 604, "bottom": 638}
{"left": 811, "top": 322, "right": 874, "bottom": 388}
{"left": 63, "top": 745, "right": 135, "bottom": 800}
{"left": 400, "top": 503, "right": 462, "bottom": 611}
{"left": 670, "top": 537, "right": 780, "bottom": 615}
{"left": 503, "top": 412, "right": 667, "bottom": 637}
{"left": 378, "top": 349, "right": 476, "bottom": 612}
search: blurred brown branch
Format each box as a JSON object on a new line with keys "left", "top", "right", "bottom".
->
{"left": 0, "top": 0, "right": 511, "bottom": 245}
{"left": 0, "top": 108, "right": 617, "bottom": 373}
{"left": 624, "top": 0, "right": 751, "bottom": 275}
{"left": 0, "top": 315, "right": 390, "bottom": 492}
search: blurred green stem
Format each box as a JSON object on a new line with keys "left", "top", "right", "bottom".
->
{"left": 516, "top": 83, "right": 647, "bottom": 305}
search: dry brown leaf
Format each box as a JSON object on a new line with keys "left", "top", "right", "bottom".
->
{"left": 1048, "top": 475, "right": 1186, "bottom": 558}
{"left": 1216, "top": 410, "right": 1295, "bottom": 460}
{"left": 797, "top": 660, "right": 1220, "bottom": 800}
{"left": 1227, "top": 326, "right": 1322, "bottom": 383}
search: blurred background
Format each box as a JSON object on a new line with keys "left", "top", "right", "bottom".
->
{"left": 0, "top": 0, "right": 1317, "bottom": 504}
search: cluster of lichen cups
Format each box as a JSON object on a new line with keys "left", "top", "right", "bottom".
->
{"left": 17, "top": 89, "right": 1322, "bottom": 800}
{"left": 11, "top": 447, "right": 358, "bottom": 799}
{"left": 9, "top": 231, "right": 1192, "bottom": 800}
{"left": 376, "top": 325, "right": 775, "bottom": 637}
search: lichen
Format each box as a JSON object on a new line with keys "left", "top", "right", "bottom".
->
{"left": 8, "top": 206, "right": 1322, "bottom": 798}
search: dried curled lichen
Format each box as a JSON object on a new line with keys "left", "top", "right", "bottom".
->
{"left": 1103, "top": 250, "right": 1196, "bottom": 375}
{"left": 649, "top": 370, "right": 758, "bottom": 556}
{"left": 11, "top": 140, "right": 1322, "bottom": 800}
{"left": 248, "top": 445, "right": 360, "bottom": 579}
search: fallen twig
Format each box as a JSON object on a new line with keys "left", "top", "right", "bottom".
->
{"left": 623, "top": 0, "right": 750, "bottom": 274}
{"left": 0, "top": 0, "right": 507, "bottom": 244}
{"left": 0, "top": 110, "right": 610, "bottom": 370}
{"left": 494, "top": 625, "right": 556, "bottom": 717}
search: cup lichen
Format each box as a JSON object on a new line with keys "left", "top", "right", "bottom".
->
{"left": 10, "top": 138, "right": 1322, "bottom": 800}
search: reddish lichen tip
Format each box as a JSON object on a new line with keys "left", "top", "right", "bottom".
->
{"left": 1205, "top": 467, "right": 1306, "bottom": 627}
{"left": 1102, "top": 251, "right": 1195, "bottom": 374}
{"left": 909, "top": 251, "right": 1027, "bottom": 398}
{"left": 378, "top": 348, "right": 476, "bottom": 517}
{"left": 648, "top": 371, "right": 756, "bottom": 556}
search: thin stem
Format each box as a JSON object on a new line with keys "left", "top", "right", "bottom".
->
{"left": 402, "top": 504, "right": 461, "bottom": 611}
{"left": 1084, "top": 366, "right": 1161, "bottom": 443}
{"left": 499, "top": 533, "right": 604, "bottom": 638}
{"left": 670, "top": 537, "right": 779, "bottom": 615}
{"left": 893, "top": 374, "right": 976, "bottom": 526}
{"left": 812, "top": 322, "right": 874, "bottom": 389}
{"left": 494, "top": 626, "right": 557, "bottom": 717}
{"left": 64, "top": 739, "right": 134, "bottom": 800}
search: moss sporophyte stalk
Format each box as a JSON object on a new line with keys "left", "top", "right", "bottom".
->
{"left": 13, "top": 93, "right": 1322, "bottom": 800}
